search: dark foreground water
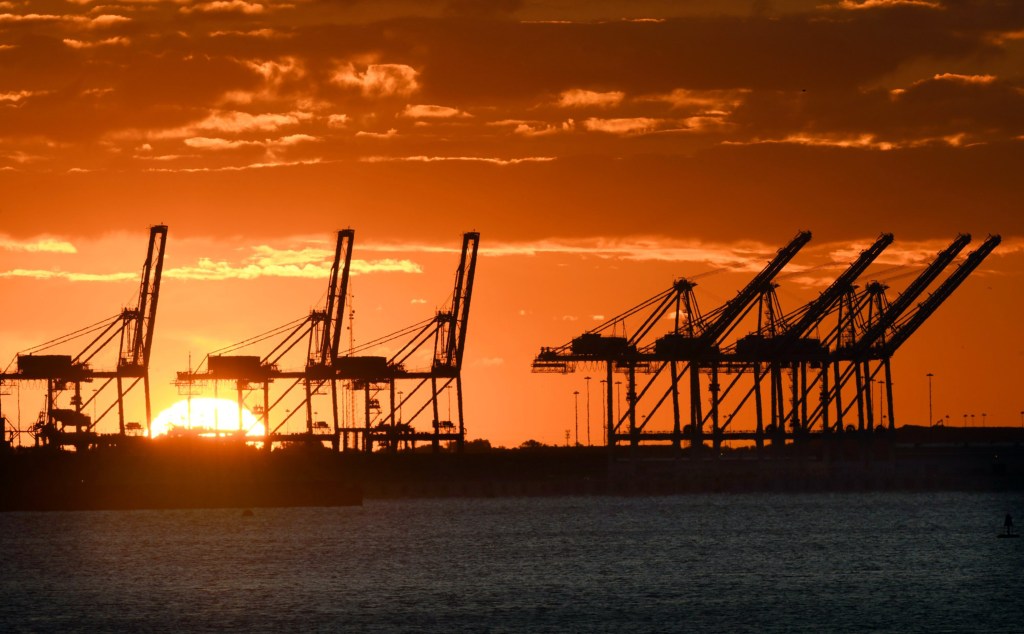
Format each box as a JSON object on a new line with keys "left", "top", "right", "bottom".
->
{"left": 1, "top": 492, "right": 1022, "bottom": 632}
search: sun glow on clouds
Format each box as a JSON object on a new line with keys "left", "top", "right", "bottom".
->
{"left": 837, "top": 0, "right": 942, "bottom": 9}
{"left": 331, "top": 63, "right": 420, "bottom": 97}
{"left": 557, "top": 89, "right": 625, "bottom": 108}
{"left": 0, "top": 236, "right": 76, "bottom": 253}
{"left": 583, "top": 117, "right": 661, "bottom": 134}
{"left": 401, "top": 105, "right": 471, "bottom": 119}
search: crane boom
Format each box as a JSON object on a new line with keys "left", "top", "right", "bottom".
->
{"left": 322, "top": 229, "right": 355, "bottom": 365}
{"left": 440, "top": 232, "right": 480, "bottom": 369}
{"left": 782, "top": 233, "right": 892, "bottom": 341}
{"left": 123, "top": 224, "right": 168, "bottom": 369}
{"left": 879, "top": 235, "right": 1000, "bottom": 356}
{"left": 846, "top": 233, "right": 970, "bottom": 355}
{"left": 701, "top": 230, "right": 811, "bottom": 345}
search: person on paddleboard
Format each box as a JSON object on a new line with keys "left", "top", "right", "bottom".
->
{"left": 1005, "top": 512, "right": 1014, "bottom": 536}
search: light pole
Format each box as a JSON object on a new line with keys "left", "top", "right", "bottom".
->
{"left": 926, "top": 372, "right": 934, "bottom": 426}
{"left": 962, "top": 413, "right": 967, "bottom": 427}
{"left": 601, "top": 379, "right": 608, "bottom": 444}
{"left": 982, "top": 412, "right": 987, "bottom": 426}
{"left": 971, "top": 413, "right": 976, "bottom": 427}
{"left": 615, "top": 380, "right": 622, "bottom": 424}
{"left": 573, "top": 390, "right": 580, "bottom": 446}
{"left": 584, "top": 376, "right": 592, "bottom": 446}
{"left": 1020, "top": 410, "right": 1023, "bottom": 428}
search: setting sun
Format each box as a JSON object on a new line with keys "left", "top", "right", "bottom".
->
{"left": 150, "top": 398, "right": 265, "bottom": 439}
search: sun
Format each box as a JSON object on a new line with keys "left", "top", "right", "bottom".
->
{"left": 150, "top": 397, "right": 265, "bottom": 438}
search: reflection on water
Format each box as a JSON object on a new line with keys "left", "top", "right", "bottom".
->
{"left": 1, "top": 492, "right": 1021, "bottom": 632}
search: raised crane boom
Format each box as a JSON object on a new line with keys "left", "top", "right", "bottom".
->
{"left": 879, "top": 234, "right": 1000, "bottom": 356}
{"left": 436, "top": 231, "right": 480, "bottom": 370}
{"left": 700, "top": 230, "right": 811, "bottom": 345}
{"left": 322, "top": 229, "right": 354, "bottom": 365}
{"left": 122, "top": 224, "right": 168, "bottom": 370}
{"left": 844, "top": 233, "right": 970, "bottom": 356}
{"left": 782, "top": 233, "right": 893, "bottom": 342}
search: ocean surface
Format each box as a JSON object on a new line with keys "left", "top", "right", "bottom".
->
{"left": 1, "top": 492, "right": 1021, "bottom": 632}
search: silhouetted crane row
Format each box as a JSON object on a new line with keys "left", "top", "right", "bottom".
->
{"left": 173, "top": 231, "right": 480, "bottom": 454}
{"left": 0, "top": 225, "right": 168, "bottom": 449}
{"left": 343, "top": 231, "right": 480, "bottom": 453}
{"left": 534, "top": 231, "right": 812, "bottom": 451}
{"left": 176, "top": 229, "right": 355, "bottom": 450}
{"left": 808, "top": 234, "right": 1002, "bottom": 437}
{"left": 533, "top": 232, "right": 1000, "bottom": 454}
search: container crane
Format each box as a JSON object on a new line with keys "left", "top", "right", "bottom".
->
{"left": 533, "top": 231, "right": 811, "bottom": 452}
{"left": 719, "top": 233, "right": 894, "bottom": 446}
{"left": 176, "top": 229, "right": 354, "bottom": 450}
{"left": 815, "top": 234, "right": 972, "bottom": 434}
{"left": 344, "top": 232, "right": 480, "bottom": 453}
{"left": 0, "top": 225, "right": 168, "bottom": 449}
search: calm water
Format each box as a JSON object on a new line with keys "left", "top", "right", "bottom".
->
{"left": 1, "top": 492, "right": 1022, "bottom": 632}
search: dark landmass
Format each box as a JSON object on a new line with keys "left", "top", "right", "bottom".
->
{"left": 1, "top": 425, "right": 1022, "bottom": 510}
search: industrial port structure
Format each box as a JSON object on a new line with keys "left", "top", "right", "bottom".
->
{"left": 534, "top": 232, "right": 1001, "bottom": 454}
{"left": 0, "top": 225, "right": 167, "bottom": 450}
{"left": 0, "top": 226, "right": 1003, "bottom": 457}
{"left": 0, "top": 225, "right": 480, "bottom": 453}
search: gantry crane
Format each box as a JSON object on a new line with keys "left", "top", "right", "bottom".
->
{"left": 717, "top": 233, "right": 895, "bottom": 447}
{"left": 836, "top": 235, "right": 1001, "bottom": 432}
{"left": 342, "top": 232, "right": 480, "bottom": 452}
{"left": 0, "top": 225, "right": 168, "bottom": 449}
{"left": 813, "top": 234, "right": 972, "bottom": 435}
{"left": 176, "top": 229, "right": 354, "bottom": 450}
{"left": 533, "top": 231, "right": 811, "bottom": 452}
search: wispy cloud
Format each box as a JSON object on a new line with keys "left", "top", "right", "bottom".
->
{"left": 582, "top": 117, "right": 662, "bottom": 134}
{"left": 331, "top": 63, "right": 420, "bottom": 98}
{"left": 361, "top": 155, "right": 556, "bottom": 165}
{"left": 0, "top": 236, "right": 77, "bottom": 253}
{"left": 557, "top": 89, "right": 625, "bottom": 108}
{"left": 400, "top": 104, "right": 471, "bottom": 119}
{"left": 836, "top": 0, "right": 942, "bottom": 9}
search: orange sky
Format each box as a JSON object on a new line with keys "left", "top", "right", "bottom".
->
{"left": 1, "top": 0, "right": 1022, "bottom": 447}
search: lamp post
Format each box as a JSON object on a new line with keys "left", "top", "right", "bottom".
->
{"left": 1020, "top": 410, "right": 1023, "bottom": 428}
{"left": 926, "top": 372, "right": 934, "bottom": 427}
{"left": 601, "top": 379, "right": 608, "bottom": 438}
{"left": 615, "top": 380, "right": 622, "bottom": 424}
{"left": 982, "top": 412, "right": 987, "bottom": 426}
{"left": 584, "top": 376, "right": 592, "bottom": 446}
{"left": 971, "top": 413, "right": 975, "bottom": 427}
{"left": 572, "top": 390, "right": 580, "bottom": 447}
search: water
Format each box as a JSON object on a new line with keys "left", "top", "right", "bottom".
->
{"left": 1, "top": 492, "right": 1022, "bottom": 632}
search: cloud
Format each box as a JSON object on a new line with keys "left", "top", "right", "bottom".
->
{"left": 643, "top": 88, "right": 748, "bottom": 111}
{"left": 928, "top": 73, "right": 997, "bottom": 85}
{"left": 180, "top": 1, "right": 265, "bottom": 15}
{"left": 400, "top": 104, "right": 471, "bottom": 119}
{"left": 583, "top": 117, "right": 661, "bottom": 134}
{"left": 0, "top": 90, "right": 38, "bottom": 104}
{"left": 356, "top": 129, "right": 399, "bottom": 139}
{"left": 63, "top": 37, "right": 130, "bottom": 48}
{"left": 0, "top": 269, "right": 136, "bottom": 282}
{"left": 361, "top": 155, "right": 556, "bottom": 165}
{"left": 327, "top": 114, "right": 349, "bottom": 128}
{"left": 557, "top": 89, "right": 625, "bottom": 108}
{"left": 193, "top": 110, "right": 313, "bottom": 134}
{"left": 0, "top": 236, "right": 77, "bottom": 253}
{"left": 331, "top": 63, "right": 420, "bottom": 98}
{"left": 837, "top": 0, "right": 942, "bottom": 9}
